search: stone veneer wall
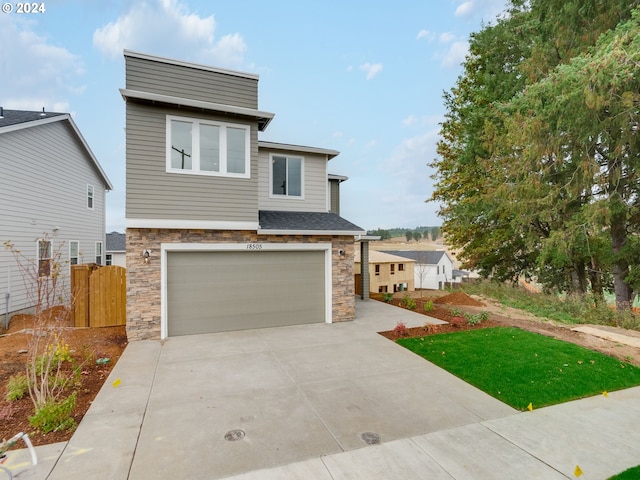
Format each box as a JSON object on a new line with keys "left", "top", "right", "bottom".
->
{"left": 126, "top": 228, "right": 355, "bottom": 340}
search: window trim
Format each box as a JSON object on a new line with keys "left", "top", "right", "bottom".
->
{"left": 37, "top": 239, "right": 52, "bottom": 277}
{"left": 165, "top": 115, "right": 251, "bottom": 179}
{"left": 87, "top": 184, "right": 94, "bottom": 210}
{"left": 69, "top": 241, "right": 79, "bottom": 266}
{"left": 269, "top": 153, "right": 305, "bottom": 199}
{"left": 95, "top": 241, "right": 103, "bottom": 265}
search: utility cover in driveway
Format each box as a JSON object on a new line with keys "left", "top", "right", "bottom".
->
{"left": 167, "top": 250, "right": 326, "bottom": 336}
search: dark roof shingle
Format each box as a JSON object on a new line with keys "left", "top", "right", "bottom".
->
{"left": 259, "top": 210, "right": 364, "bottom": 233}
{"left": 0, "top": 109, "right": 66, "bottom": 129}
{"left": 106, "top": 232, "right": 126, "bottom": 252}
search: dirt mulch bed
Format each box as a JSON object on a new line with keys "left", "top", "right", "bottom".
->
{"left": 433, "top": 291, "right": 484, "bottom": 307}
{"left": 375, "top": 291, "right": 640, "bottom": 367}
{"left": 0, "top": 310, "right": 127, "bottom": 446}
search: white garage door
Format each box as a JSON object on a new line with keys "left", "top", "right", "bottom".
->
{"left": 166, "top": 250, "right": 326, "bottom": 336}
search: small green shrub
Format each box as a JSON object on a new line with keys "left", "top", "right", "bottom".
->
{"left": 6, "top": 374, "right": 29, "bottom": 402}
{"left": 401, "top": 295, "right": 417, "bottom": 310}
{"left": 29, "top": 392, "right": 77, "bottom": 434}
{"left": 465, "top": 313, "right": 483, "bottom": 326}
{"left": 450, "top": 307, "right": 463, "bottom": 317}
{"left": 423, "top": 300, "right": 434, "bottom": 312}
{"left": 382, "top": 293, "right": 393, "bottom": 303}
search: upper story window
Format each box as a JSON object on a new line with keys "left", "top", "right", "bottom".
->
{"left": 166, "top": 115, "right": 250, "bottom": 178}
{"left": 374, "top": 264, "right": 380, "bottom": 276}
{"left": 399, "top": 263, "right": 405, "bottom": 272}
{"left": 87, "top": 185, "right": 94, "bottom": 209}
{"left": 390, "top": 264, "right": 395, "bottom": 275}
{"left": 271, "top": 154, "right": 303, "bottom": 198}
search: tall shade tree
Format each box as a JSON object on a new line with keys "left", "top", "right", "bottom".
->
{"left": 507, "top": 8, "right": 640, "bottom": 309}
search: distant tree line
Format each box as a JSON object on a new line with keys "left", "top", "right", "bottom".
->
{"left": 367, "top": 226, "right": 440, "bottom": 242}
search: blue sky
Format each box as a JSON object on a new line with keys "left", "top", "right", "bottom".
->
{"left": 1, "top": 0, "right": 506, "bottom": 232}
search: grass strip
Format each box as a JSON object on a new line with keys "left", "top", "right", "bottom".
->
{"left": 608, "top": 465, "right": 640, "bottom": 479}
{"left": 397, "top": 327, "right": 640, "bottom": 410}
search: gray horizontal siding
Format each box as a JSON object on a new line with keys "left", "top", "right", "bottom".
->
{"left": 0, "top": 120, "right": 107, "bottom": 315}
{"left": 125, "top": 103, "right": 258, "bottom": 222}
{"left": 125, "top": 56, "right": 258, "bottom": 109}
{"left": 258, "top": 148, "right": 328, "bottom": 212}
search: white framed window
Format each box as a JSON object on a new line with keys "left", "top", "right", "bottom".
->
{"left": 271, "top": 154, "right": 303, "bottom": 198}
{"left": 105, "top": 254, "right": 113, "bottom": 266}
{"left": 95, "top": 241, "right": 103, "bottom": 265}
{"left": 37, "top": 239, "right": 51, "bottom": 277}
{"left": 69, "top": 241, "right": 79, "bottom": 265}
{"left": 166, "top": 115, "right": 250, "bottom": 178}
{"left": 87, "top": 184, "right": 94, "bottom": 209}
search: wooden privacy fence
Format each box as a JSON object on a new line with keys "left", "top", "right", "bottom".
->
{"left": 71, "top": 264, "right": 126, "bottom": 327}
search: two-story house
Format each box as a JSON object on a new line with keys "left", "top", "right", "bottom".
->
{"left": 121, "top": 50, "right": 365, "bottom": 340}
{"left": 354, "top": 250, "right": 415, "bottom": 294}
{"left": 0, "top": 109, "right": 112, "bottom": 327}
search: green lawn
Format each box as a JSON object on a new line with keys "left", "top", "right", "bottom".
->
{"left": 608, "top": 465, "right": 640, "bottom": 479}
{"left": 397, "top": 327, "right": 640, "bottom": 410}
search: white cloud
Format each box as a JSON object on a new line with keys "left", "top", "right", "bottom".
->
{"left": 360, "top": 62, "right": 383, "bottom": 80}
{"left": 439, "top": 32, "right": 456, "bottom": 44}
{"left": 455, "top": 1, "right": 475, "bottom": 17}
{"left": 416, "top": 29, "right": 433, "bottom": 41}
{"left": 441, "top": 41, "right": 469, "bottom": 68}
{"left": 93, "top": 0, "right": 246, "bottom": 68}
{"left": 0, "top": 15, "right": 85, "bottom": 110}
{"left": 365, "top": 139, "right": 379, "bottom": 148}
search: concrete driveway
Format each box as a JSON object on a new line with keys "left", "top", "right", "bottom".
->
{"left": 9, "top": 299, "right": 640, "bottom": 479}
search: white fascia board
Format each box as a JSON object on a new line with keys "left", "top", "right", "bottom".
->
{"left": 127, "top": 218, "right": 259, "bottom": 230}
{"left": 120, "top": 89, "right": 274, "bottom": 127}
{"left": 258, "top": 140, "right": 339, "bottom": 160}
{"left": 124, "top": 49, "right": 260, "bottom": 80}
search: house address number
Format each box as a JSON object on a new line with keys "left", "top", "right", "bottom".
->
{"left": 246, "top": 243, "right": 263, "bottom": 250}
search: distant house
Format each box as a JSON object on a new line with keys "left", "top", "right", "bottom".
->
{"left": 0, "top": 109, "right": 112, "bottom": 324}
{"left": 354, "top": 250, "right": 415, "bottom": 294}
{"left": 381, "top": 250, "right": 455, "bottom": 290}
{"left": 106, "top": 232, "right": 126, "bottom": 267}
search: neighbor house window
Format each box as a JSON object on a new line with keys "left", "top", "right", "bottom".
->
{"left": 95, "top": 241, "right": 103, "bottom": 265}
{"left": 271, "top": 154, "right": 303, "bottom": 197}
{"left": 390, "top": 264, "right": 395, "bottom": 275}
{"left": 87, "top": 185, "right": 94, "bottom": 209}
{"left": 106, "top": 254, "right": 113, "bottom": 266}
{"left": 375, "top": 264, "right": 380, "bottom": 276}
{"left": 69, "top": 241, "right": 79, "bottom": 265}
{"left": 437, "top": 266, "right": 440, "bottom": 274}
{"left": 399, "top": 263, "right": 405, "bottom": 272}
{"left": 166, "top": 115, "right": 250, "bottom": 178}
{"left": 37, "top": 239, "right": 51, "bottom": 277}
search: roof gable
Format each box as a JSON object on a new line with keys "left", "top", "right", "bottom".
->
{"left": 0, "top": 110, "right": 113, "bottom": 190}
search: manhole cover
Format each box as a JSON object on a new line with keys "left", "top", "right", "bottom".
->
{"left": 361, "top": 432, "right": 381, "bottom": 445}
{"left": 224, "top": 430, "right": 245, "bottom": 441}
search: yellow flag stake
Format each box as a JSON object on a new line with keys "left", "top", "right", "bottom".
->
{"left": 574, "top": 465, "right": 583, "bottom": 477}
{"left": 112, "top": 378, "right": 121, "bottom": 387}
{"left": 527, "top": 402, "right": 533, "bottom": 412}
{"left": 603, "top": 391, "right": 608, "bottom": 398}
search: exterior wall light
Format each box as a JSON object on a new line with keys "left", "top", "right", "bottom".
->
{"left": 142, "top": 249, "right": 151, "bottom": 264}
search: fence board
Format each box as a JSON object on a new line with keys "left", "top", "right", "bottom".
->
{"left": 72, "top": 264, "right": 126, "bottom": 327}
{"left": 89, "top": 266, "right": 126, "bottom": 327}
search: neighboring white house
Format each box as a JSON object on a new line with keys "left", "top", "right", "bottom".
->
{"left": 381, "top": 250, "right": 457, "bottom": 290}
{"left": 0, "top": 109, "right": 112, "bottom": 326}
{"left": 106, "top": 232, "right": 126, "bottom": 267}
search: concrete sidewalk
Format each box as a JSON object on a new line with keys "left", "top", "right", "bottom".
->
{"left": 6, "top": 299, "right": 640, "bottom": 479}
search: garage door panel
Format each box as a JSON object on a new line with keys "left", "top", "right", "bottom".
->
{"left": 167, "top": 250, "right": 326, "bottom": 336}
